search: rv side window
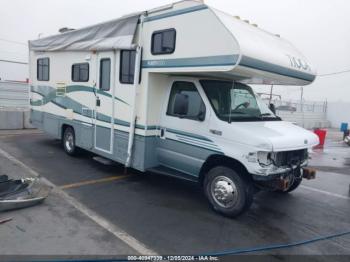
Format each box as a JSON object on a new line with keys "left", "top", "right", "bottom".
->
{"left": 151, "top": 29, "right": 176, "bottom": 55}
{"left": 120, "top": 50, "right": 137, "bottom": 84}
{"left": 167, "top": 82, "right": 206, "bottom": 121}
{"left": 72, "top": 63, "right": 89, "bottom": 82}
{"left": 99, "top": 58, "right": 111, "bottom": 91}
{"left": 37, "top": 58, "right": 50, "bottom": 81}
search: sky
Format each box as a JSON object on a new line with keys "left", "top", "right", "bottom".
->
{"left": 0, "top": 0, "right": 349, "bottom": 102}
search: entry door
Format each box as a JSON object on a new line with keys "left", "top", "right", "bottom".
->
{"left": 158, "top": 80, "right": 210, "bottom": 176}
{"left": 94, "top": 52, "right": 115, "bottom": 154}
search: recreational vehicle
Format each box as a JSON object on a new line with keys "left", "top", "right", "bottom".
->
{"left": 29, "top": 0, "right": 319, "bottom": 217}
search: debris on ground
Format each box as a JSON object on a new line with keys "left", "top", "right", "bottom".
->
{"left": 0, "top": 176, "right": 51, "bottom": 212}
{"left": 0, "top": 175, "right": 9, "bottom": 183}
{"left": 0, "top": 217, "right": 13, "bottom": 224}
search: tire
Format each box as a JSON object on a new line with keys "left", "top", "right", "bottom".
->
{"left": 62, "top": 126, "right": 78, "bottom": 156}
{"left": 280, "top": 178, "right": 302, "bottom": 193}
{"left": 204, "top": 166, "right": 254, "bottom": 217}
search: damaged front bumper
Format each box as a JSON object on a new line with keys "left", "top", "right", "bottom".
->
{"left": 251, "top": 164, "right": 316, "bottom": 191}
{"left": 0, "top": 176, "right": 51, "bottom": 212}
{"left": 252, "top": 162, "right": 309, "bottom": 181}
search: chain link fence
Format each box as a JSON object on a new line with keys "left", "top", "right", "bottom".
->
{"left": 260, "top": 97, "right": 330, "bottom": 129}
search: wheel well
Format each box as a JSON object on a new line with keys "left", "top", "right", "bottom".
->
{"left": 61, "top": 124, "right": 73, "bottom": 140}
{"left": 199, "top": 154, "right": 252, "bottom": 185}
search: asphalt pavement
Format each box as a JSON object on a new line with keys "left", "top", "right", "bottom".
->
{"left": 0, "top": 129, "right": 349, "bottom": 260}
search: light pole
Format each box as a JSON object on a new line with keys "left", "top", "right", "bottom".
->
{"left": 269, "top": 84, "right": 274, "bottom": 104}
{"left": 300, "top": 86, "right": 305, "bottom": 128}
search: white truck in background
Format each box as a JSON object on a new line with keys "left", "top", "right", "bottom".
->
{"left": 29, "top": 0, "right": 318, "bottom": 217}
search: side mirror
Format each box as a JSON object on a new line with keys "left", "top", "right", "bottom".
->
{"left": 173, "top": 93, "right": 189, "bottom": 116}
{"left": 269, "top": 103, "right": 276, "bottom": 114}
{"left": 198, "top": 112, "right": 205, "bottom": 121}
{"left": 197, "top": 103, "right": 206, "bottom": 121}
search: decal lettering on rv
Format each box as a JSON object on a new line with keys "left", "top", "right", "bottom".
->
{"left": 286, "top": 55, "right": 311, "bottom": 72}
{"left": 146, "top": 60, "right": 166, "bottom": 66}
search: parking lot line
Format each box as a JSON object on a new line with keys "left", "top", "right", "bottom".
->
{"left": 60, "top": 175, "right": 132, "bottom": 190}
{"left": 301, "top": 185, "right": 350, "bottom": 200}
{"left": 0, "top": 130, "right": 43, "bottom": 137}
{"left": 0, "top": 147, "right": 157, "bottom": 255}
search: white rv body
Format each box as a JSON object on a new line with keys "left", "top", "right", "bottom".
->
{"left": 29, "top": 1, "right": 318, "bottom": 215}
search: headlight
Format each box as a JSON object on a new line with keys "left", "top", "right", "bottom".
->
{"left": 257, "top": 151, "right": 272, "bottom": 166}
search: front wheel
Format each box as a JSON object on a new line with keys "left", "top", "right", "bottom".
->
{"left": 63, "top": 127, "right": 78, "bottom": 156}
{"left": 204, "top": 166, "right": 254, "bottom": 217}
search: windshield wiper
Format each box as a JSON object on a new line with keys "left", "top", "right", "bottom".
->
{"left": 230, "top": 111, "right": 250, "bottom": 115}
{"left": 260, "top": 113, "right": 274, "bottom": 117}
{"left": 259, "top": 113, "right": 281, "bottom": 121}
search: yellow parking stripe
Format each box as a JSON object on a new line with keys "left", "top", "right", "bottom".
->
{"left": 60, "top": 175, "right": 132, "bottom": 190}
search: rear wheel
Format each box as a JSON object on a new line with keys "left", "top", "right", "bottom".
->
{"left": 204, "top": 166, "right": 254, "bottom": 217}
{"left": 63, "top": 126, "right": 78, "bottom": 156}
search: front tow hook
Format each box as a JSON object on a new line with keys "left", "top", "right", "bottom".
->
{"left": 302, "top": 167, "right": 316, "bottom": 180}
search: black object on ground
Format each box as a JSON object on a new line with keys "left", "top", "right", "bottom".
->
{"left": 0, "top": 179, "right": 30, "bottom": 198}
{"left": 0, "top": 175, "right": 9, "bottom": 183}
{"left": 0, "top": 217, "right": 13, "bottom": 224}
{"left": 0, "top": 178, "right": 50, "bottom": 212}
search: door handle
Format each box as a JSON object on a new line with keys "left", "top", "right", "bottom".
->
{"left": 160, "top": 128, "right": 165, "bottom": 138}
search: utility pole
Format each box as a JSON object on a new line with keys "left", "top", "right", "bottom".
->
{"left": 0, "top": 59, "right": 28, "bottom": 65}
{"left": 300, "top": 86, "right": 304, "bottom": 111}
{"left": 300, "top": 86, "right": 305, "bottom": 128}
{"left": 269, "top": 84, "right": 274, "bottom": 104}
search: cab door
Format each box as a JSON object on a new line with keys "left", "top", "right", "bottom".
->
{"left": 157, "top": 80, "right": 213, "bottom": 178}
{"left": 94, "top": 52, "right": 115, "bottom": 154}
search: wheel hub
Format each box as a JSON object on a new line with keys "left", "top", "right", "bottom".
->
{"left": 65, "top": 133, "right": 74, "bottom": 152}
{"left": 211, "top": 176, "right": 238, "bottom": 208}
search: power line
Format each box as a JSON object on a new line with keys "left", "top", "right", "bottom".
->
{"left": 0, "top": 38, "right": 27, "bottom": 46}
{"left": 318, "top": 69, "right": 350, "bottom": 77}
{"left": 0, "top": 59, "right": 28, "bottom": 65}
{"left": 0, "top": 50, "right": 28, "bottom": 56}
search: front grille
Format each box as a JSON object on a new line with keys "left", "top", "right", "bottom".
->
{"left": 272, "top": 149, "right": 308, "bottom": 167}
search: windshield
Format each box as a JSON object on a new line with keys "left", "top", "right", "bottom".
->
{"left": 200, "top": 80, "right": 281, "bottom": 122}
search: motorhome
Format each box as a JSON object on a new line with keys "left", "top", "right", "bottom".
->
{"left": 29, "top": 0, "right": 319, "bottom": 217}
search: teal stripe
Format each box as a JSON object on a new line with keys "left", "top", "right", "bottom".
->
{"left": 166, "top": 137, "right": 222, "bottom": 154}
{"left": 142, "top": 55, "right": 238, "bottom": 69}
{"left": 31, "top": 107, "right": 220, "bottom": 152}
{"left": 31, "top": 85, "right": 129, "bottom": 106}
{"left": 175, "top": 134, "right": 218, "bottom": 147}
{"left": 98, "top": 113, "right": 157, "bottom": 131}
{"left": 143, "top": 5, "right": 208, "bottom": 23}
{"left": 113, "top": 119, "right": 158, "bottom": 130}
{"left": 239, "top": 56, "right": 316, "bottom": 82}
{"left": 145, "top": 125, "right": 158, "bottom": 130}
{"left": 30, "top": 100, "right": 42, "bottom": 106}
{"left": 166, "top": 128, "right": 212, "bottom": 142}
{"left": 67, "top": 85, "right": 129, "bottom": 106}
{"left": 31, "top": 85, "right": 55, "bottom": 97}
{"left": 176, "top": 135, "right": 218, "bottom": 147}
{"left": 31, "top": 109, "right": 157, "bottom": 138}
{"left": 176, "top": 137, "right": 220, "bottom": 152}
{"left": 31, "top": 90, "right": 44, "bottom": 97}
{"left": 32, "top": 93, "right": 156, "bottom": 131}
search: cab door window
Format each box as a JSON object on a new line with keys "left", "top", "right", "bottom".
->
{"left": 167, "top": 81, "right": 206, "bottom": 121}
